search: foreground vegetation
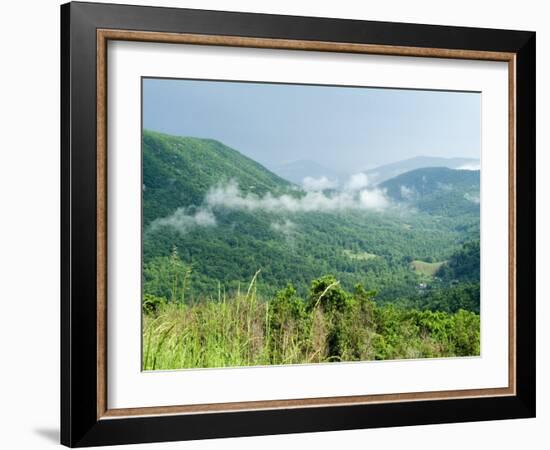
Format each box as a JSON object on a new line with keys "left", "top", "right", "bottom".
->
{"left": 143, "top": 275, "right": 479, "bottom": 370}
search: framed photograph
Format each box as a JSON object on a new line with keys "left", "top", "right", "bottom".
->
{"left": 61, "top": 2, "right": 536, "bottom": 447}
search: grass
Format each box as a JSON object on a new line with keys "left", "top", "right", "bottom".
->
{"left": 410, "top": 260, "right": 445, "bottom": 277}
{"left": 142, "top": 275, "right": 480, "bottom": 371}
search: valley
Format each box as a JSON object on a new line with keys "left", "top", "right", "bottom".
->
{"left": 143, "top": 129, "right": 480, "bottom": 307}
{"left": 141, "top": 129, "right": 481, "bottom": 368}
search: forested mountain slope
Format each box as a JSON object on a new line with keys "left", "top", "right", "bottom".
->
{"left": 380, "top": 166, "right": 480, "bottom": 216}
{"left": 143, "top": 129, "right": 292, "bottom": 225}
{"left": 142, "top": 130, "right": 480, "bottom": 309}
{"left": 365, "top": 155, "right": 479, "bottom": 184}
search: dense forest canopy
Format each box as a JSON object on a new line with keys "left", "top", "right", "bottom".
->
{"left": 143, "top": 130, "right": 480, "bottom": 305}
{"left": 380, "top": 166, "right": 480, "bottom": 217}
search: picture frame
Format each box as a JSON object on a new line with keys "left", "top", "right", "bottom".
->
{"left": 61, "top": 1, "right": 536, "bottom": 447}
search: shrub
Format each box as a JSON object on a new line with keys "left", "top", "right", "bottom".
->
{"left": 142, "top": 274, "right": 480, "bottom": 369}
{"left": 269, "top": 284, "right": 309, "bottom": 364}
{"left": 142, "top": 293, "right": 167, "bottom": 315}
{"left": 307, "top": 275, "right": 354, "bottom": 313}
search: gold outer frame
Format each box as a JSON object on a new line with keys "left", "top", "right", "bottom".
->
{"left": 96, "top": 29, "right": 516, "bottom": 420}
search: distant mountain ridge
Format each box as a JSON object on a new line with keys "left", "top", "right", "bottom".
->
{"left": 380, "top": 166, "right": 480, "bottom": 216}
{"left": 267, "top": 155, "right": 479, "bottom": 187}
{"left": 267, "top": 159, "right": 343, "bottom": 185}
{"left": 366, "top": 156, "right": 479, "bottom": 185}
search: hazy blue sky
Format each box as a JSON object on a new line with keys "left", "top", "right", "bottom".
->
{"left": 143, "top": 78, "right": 480, "bottom": 172}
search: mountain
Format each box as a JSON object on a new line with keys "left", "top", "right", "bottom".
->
{"left": 365, "top": 156, "right": 479, "bottom": 185}
{"left": 268, "top": 159, "right": 343, "bottom": 185}
{"left": 380, "top": 167, "right": 480, "bottom": 216}
{"left": 142, "top": 130, "right": 479, "bottom": 305}
{"left": 143, "top": 129, "right": 292, "bottom": 225}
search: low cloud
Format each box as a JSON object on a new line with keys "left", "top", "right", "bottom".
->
{"left": 271, "top": 219, "right": 297, "bottom": 236}
{"left": 150, "top": 175, "right": 391, "bottom": 234}
{"left": 344, "top": 173, "right": 369, "bottom": 191}
{"left": 302, "top": 176, "right": 338, "bottom": 191}
{"left": 357, "top": 189, "right": 389, "bottom": 209}
{"left": 437, "top": 182, "right": 453, "bottom": 191}
{"left": 205, "top": 179, "right": 389, "bottom": 213}
{"left": 464, "top": 192, "right": 480, "bottom": 204}
{"left": 150, "top": 207, "right": 217, "bottom": 234}
{"left": 457, "top": 163, "right": 480, "bottom": 171}
{"left": 400, "top": 185, "right": 415, "bottom": 200}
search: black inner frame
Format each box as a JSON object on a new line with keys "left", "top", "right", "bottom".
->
{"left": 61, "top": 2, "right": 536, "bottom": 447}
